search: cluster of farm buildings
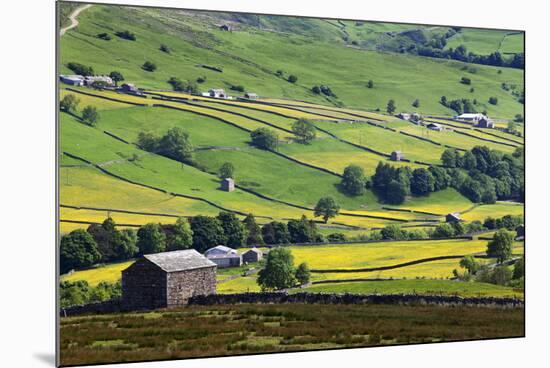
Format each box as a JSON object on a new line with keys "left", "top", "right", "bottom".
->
{"left": 60, "top": 75, "right": 259, "bottom": 100}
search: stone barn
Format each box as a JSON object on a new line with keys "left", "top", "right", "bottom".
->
{"left": 205, "top": 245, "right": 242, "bottom": 268}
{"left": 221, "top": 178, "right": 235, "bottom": 192}
{"left": 446, "top": 212, "right": 461, "bottom": 223}
{"left": 244, "top": 92, "right": 259, "bottom": 99}
{"left": 390, "top": 150, "right": 404, "bottom": 161}
{"left": 242, "top": 248, "right": 263, "bottom": 263}
{"left": 476, "top": 117, "right": 494, "bottom": 129}
{"left": 122, "top": 249, "right": 216, "bottom": 310}
{"left": 427, "top": 123, "right": 443, "bottom": 131}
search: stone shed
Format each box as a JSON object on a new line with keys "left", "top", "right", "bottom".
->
{"left": 242, "top": 248, "right": 263, "bottom": 263}
{"left": 122, "top": 249, "right": 217, "bottom": 310}
{"left": 446, "top": 212, "right": 461, "bottom": 223}
{"left": 390, "top": 150, "right": 404, "bottom": 161}
{"left": 221, "top": 178, "right": 235, "bottom": 192}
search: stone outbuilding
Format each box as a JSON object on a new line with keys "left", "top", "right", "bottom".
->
{"left": 242, "top": 248, "right": 263, "bottom": 263}
{"left": 390, "top": 150, "right": 404, "bottom": 161}
{"left": 445, "top": 212, "right": 461, "bottom": 223}
{"left": 121, "top": 249, "right": 216, "bottom": 310}
{"left": 119, "top": 83, "right": 142, "bottom": 95}
{"left": 221, "top": 178, "right": 235, "bottom": 192}
{"left": 427, "top": 123, "right": 443, "bottom": 131}
{"left": 205, "top": 245, "right": 242, "bottom": 268}
{"left": 476, "top": 117, "right": 495, "bottom": 129}
{"left": 244, "top": 92, "right": 259, "bottom": 99}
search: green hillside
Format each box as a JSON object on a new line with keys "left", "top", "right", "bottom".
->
{"left": 60, "top": 4, "right": 524, "bottom": 119}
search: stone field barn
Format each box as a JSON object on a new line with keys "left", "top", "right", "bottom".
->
{"left": 122, "top": 249, "right": 217, "bottom": 310}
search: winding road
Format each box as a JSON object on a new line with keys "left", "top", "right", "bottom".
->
{"left": 60, "top": 4, "right": 93, "bottom": 36}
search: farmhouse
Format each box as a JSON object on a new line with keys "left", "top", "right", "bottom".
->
{"left": 445, "top": 213, "right": 461, "bottom": 223}
{"left": 205, "top": 245, "right": 242, "bottom": 268}
{"left": 390, "top": 150, "right": 404, "bottom": 161}
{"left": 244, "top": 92, "right": 259, "bottom": 99}
{"left": 454, "top": 113, "right": 488, "bottom": 124}
{"left": 427, "top": 123, "right": 443, "bottom": 131}
{"left": 206, "top": 88, "right": 227, "bottom": 98}
{"left": 121, "top": 249, "right": 216, "bottom": 310}
{"left": 397, "top": 113, "right": 411, "bottom": 120}
{"left": 221, "top": 177, "right": 235, "bottom": 192}
{"left": 242, "top": 247, "right": 263, "bottom": 263}
{"left": 60, "top": 75, "right": 85, "bottom": 86}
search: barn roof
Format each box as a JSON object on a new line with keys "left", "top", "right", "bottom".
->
{"left": 144, "top": 249, "right": 216, "bottom": 272}
{"left": 244, "top": 248, "right": 262, "bottom": 254}
{"left": 205, "top": 245, "right": 237, "bottom": 255}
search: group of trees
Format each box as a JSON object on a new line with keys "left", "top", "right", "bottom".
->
{"left": 66, "top": 62, "right": 94, "bottom": 76}
{"left": 60, "top": 94, "right": 100, "bottom": 126}
{"left": 311, "top": 85, "right": 336, "bottom": 97}
{"left": 416, "top": 42, "right": 524, "bottom": 69}
{"left": 261, "top": 215, "right": 323, "bottom": 245}
{"left": 115, "top": 30, "right": 136, "bottom": 41}
{"left": 291, "top": 119, "right": 316, "bottom": 144}
{"left": 370, "top": 163, "right": 450, "bottom": 204}
{"left": 257, "top": 247, "right": 310, "bottom": 290}
{"left": 367, "top": 145, "right": 524, "bottom": 205}
{"left": 441, "top": 146, "right": 524, "bottom": 203}
{"left": 454, "top": 230, "right": 523, "bottom": 288}
{"left": 250, "top": 128, "right": 278, "bottom": 150}
{"left": 137, "top": 127, "right": 194, "bottom": 165}
{"left": 167, "top": 77, "right": 199, "bottom": 94}
{"left": 440, "top": 96, "right": 478, "bottom": 114}
{"left": 340, "top": 165, "right": 367, "bottom": 196}
{"left": 142, "top": 61, "right": 157, "bottom": 72}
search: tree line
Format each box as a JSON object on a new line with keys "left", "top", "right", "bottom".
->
{"left": 60, "top": 212, "right": 328, "bottom": 274}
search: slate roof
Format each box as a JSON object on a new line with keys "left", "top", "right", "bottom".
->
{"left": 144, "top": 249, "right": 216, "bottom": 272}
{"left": 205, "top": 245, "right": 238, "bottom": 258}
{"left": 446, "top": 212, "right": 461, "bottom": 221}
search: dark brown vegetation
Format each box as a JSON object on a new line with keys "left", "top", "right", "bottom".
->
{"left": 60, "top": 303, "right": 523, "bottom": 366}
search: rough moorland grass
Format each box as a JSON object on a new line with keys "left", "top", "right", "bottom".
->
{"left": 59, "top": 303, "right": 524, "bottom": 366}
{"left": 60, "top": 5, "right": 523, "bottom": 118}
{"left": 299, "top": 279, "right": 523, "bottom": 298}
